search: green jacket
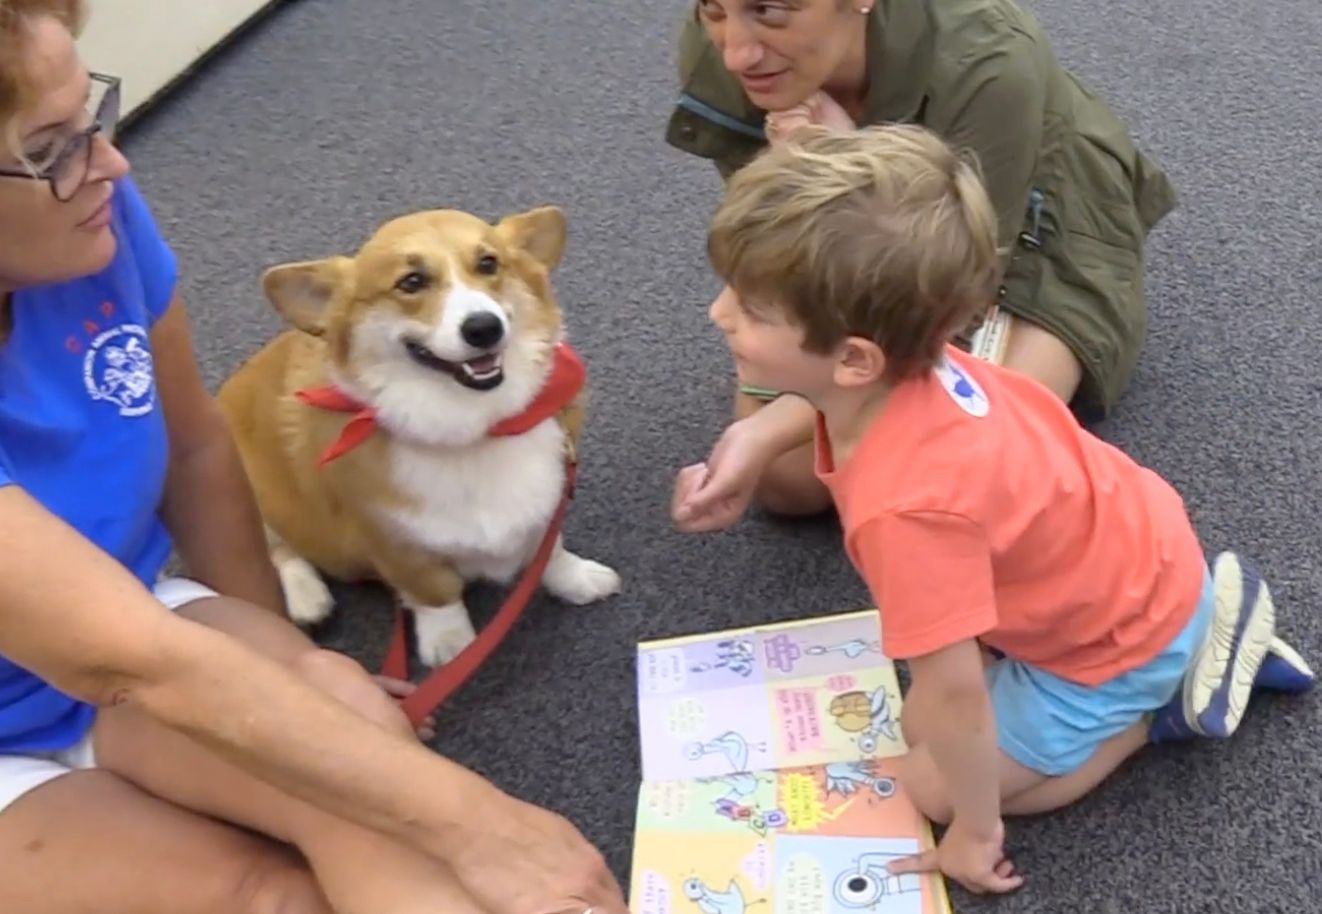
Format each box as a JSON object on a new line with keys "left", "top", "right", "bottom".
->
{"left": 665, "top": 0, "right": 1178, "bottom": 414}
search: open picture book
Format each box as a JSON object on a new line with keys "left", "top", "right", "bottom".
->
{"left": 628, "top": 610, "right": 953, "bottom": 914}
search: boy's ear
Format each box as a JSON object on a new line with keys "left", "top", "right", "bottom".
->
{"left": 835, "top": 336, "right": 887, "bottom": 387}
{"left": 261, "top": 256, "right": 353, "bottom": 335}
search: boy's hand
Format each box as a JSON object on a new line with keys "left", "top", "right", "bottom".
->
{"left": 672, "top": 419, "right": 772, "bottom": 533}
{"left": 888, "top": 817, "right": 1024, "bottom": 895}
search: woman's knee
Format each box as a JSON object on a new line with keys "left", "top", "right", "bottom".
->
{"left": 1001, "top": 318, "right": 1085, "bottom": 404}
{"left": 230, "top": 852, "right": 330, "bottom": 914}
{"left": 184, "top": 596, "right": 413, "bottom": 739}
{"left": 293, "top": 649, "right": 410, "bottom": 736}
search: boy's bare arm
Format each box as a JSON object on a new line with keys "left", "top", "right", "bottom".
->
{"left": 907, "top": 638, "right": 1002, "bottom": 835}
{"left": 742, "top": 391, "right": 816, "bottom": 457}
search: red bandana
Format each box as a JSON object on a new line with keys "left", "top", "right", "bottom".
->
{"left": 295, "top": 341, "right": 586, "bottom": 466}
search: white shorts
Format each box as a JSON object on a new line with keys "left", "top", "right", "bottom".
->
{"left": 0, "top": 577, "right": 218, "bottom": 816}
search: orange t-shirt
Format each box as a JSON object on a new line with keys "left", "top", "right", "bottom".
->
{"left": 815, "top": 346, "right": 1206, "bottom": 686}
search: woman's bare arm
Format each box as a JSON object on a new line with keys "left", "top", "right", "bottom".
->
{"left": 152, "top": 296, "right": 286, "bottom": 615}
{"left": 0, "top": 483, "right": 489, "bottom": 849}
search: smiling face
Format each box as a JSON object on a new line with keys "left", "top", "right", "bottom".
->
{"left": 0, "top": 12, "right": 129, "bottom": 292}
{"left": 264, "top": 206, "right": 569, "bottom": 445}
{"left": 345, "top": 217, "right": 533, "bottom": 394}
{"left": 707, "top": 283, "right": 836, "bottom": 399}
{"left": 695, "top": 0, "right": 869, "bottom": 111}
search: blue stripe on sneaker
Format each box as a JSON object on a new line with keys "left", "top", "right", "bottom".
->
{"left": 1256, "top": 643, "right": 1316, "bottom": 693}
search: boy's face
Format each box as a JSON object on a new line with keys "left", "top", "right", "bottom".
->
{"left": 708, "top": 284, "right": 836, "bottom": 397}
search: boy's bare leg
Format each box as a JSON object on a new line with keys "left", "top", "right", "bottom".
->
{"left": 899, "top": 721, "right": 1149, "bottom": 823}
{"left": 734, "top": 389, "right": 832, "bottom": 517}
{"left": 1000, "top": 721, "right": 1148, "bottom": 816}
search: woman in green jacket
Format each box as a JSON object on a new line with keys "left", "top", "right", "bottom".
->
{"left": 668, "top": 0, "right": 1178, "bottom": 530}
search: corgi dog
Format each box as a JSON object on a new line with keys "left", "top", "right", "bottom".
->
{"left": 216, "top": 205, "right": 621, "bottom": 666}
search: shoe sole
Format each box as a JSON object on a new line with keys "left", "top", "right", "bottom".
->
{"left": 1184, "top": 552, "right": 1275, "bottom": 737}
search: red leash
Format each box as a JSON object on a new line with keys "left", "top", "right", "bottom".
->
{"left": 381, "top": 459, "right": 577, "bottom": 725}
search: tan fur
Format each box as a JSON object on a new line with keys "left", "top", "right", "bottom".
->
{"left": 217, "top": 206, "right": 619, "bottom": 662}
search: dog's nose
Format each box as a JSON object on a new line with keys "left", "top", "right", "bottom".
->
{"left": 460, "top": 311, "right": 504, "bottom": 350}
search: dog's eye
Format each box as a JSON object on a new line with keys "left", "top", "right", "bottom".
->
{"left": 395, "top": 271, "right": 429, "bottom": 294}
{"left": 476, "top": 254, "right": 498, "bottom": 276}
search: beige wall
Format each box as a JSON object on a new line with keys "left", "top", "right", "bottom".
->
{"left": 77, "top": 0, "right": 275, "bottom": 118}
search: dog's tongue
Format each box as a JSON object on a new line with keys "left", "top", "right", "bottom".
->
{"left": 467, "top": 354, "right": 500, "bottom": 372}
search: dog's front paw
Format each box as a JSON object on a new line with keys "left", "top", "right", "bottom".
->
{"left": 412, "top": 602, "right": 478, "bottom": 667}
{"left": 543, "top": 549, "right": 622, "bottom": 606}
{"left": 279, "top": 557, "right": 335, "bottom": 626}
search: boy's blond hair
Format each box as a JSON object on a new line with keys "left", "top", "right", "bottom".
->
{"left": 707, "top": 124, "right": 1003, "bottom": 382}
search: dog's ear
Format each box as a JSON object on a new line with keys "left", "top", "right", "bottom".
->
{"left": 261, "top": 257, "right": 352, "bottom": 335}
{"left": 494, "top": 205, "right": 566, "bottom": 270}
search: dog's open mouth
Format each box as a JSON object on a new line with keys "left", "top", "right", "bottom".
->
{"left": 403, "top": 339, "right": 505, "bottom": 391}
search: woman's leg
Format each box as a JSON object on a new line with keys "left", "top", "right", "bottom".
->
{"left": 93, "top": 595, "right": 485, "bottom": 914}
{"left": 1000, "top": 317, "right": 1084, "bottom": 404}
{"left": 0, "top": 768, "right": 330, "bottom": 914}
{"left": 734, "top": 389, "right": 833, "bottom": 517}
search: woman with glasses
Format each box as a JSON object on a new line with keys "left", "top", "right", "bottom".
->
{"left": 0, "top": 4, "right": 626, "bottom": 914}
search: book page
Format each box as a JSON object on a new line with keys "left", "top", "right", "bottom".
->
{"left": 631, "top": 734, "right": 950, "bottom": 913}
{"left": 631, "top": 611, "right": 951, "bottom": 913}
{"left": 636, "top": 611, "right": 908, "bottom": 783}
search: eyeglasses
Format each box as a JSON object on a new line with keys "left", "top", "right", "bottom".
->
{"left": 0, "top": 72, "right": 121, "bottom": 202}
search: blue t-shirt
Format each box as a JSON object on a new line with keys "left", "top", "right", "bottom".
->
{"left": 0, "top": 176, "right": 177, "bottom": 752}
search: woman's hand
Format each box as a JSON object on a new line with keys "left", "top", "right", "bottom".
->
{"left": 765, "top": 102, "right": 815, "bottom": 144}
{"left": 765, "top": 91, "right": 857, "bottom": 144}
{"left": 447, "top": 792, "right": 629, "bottom": 914}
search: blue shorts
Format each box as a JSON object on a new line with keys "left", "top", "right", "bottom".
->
{"left": 989, "top": 566, "right": 1214, "bottom": 776}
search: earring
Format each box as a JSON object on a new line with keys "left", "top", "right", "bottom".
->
{"left": 858, "top": 5, "right": 871, "bottom": 12}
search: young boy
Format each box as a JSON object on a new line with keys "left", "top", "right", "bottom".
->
{"left": 671, "top": 125, "right": 1314, "bottom": 895}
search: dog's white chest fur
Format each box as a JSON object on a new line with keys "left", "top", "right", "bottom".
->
{"left": 382, "top": 420, "right": 566, "bottom": 582}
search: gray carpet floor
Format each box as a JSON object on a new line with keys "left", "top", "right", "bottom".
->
{"left": 117, "top": 0, "right": 1322, "bottom": 910}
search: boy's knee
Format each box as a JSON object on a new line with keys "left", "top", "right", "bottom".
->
{"left": 899, "top": 747, "right": 953, "bottom": 825}
{"left": 753, "top": 460, "right": 832, "bottom": 518}
{"left": 907, "top": 780, "right": 953, "bottom": 826}
{"left": 229, "top": 853, "right": 328, "bottom": 914}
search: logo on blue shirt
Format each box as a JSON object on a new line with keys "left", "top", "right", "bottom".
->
{"left": 82, "top": 323, "right": 156, "bottom": 416}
